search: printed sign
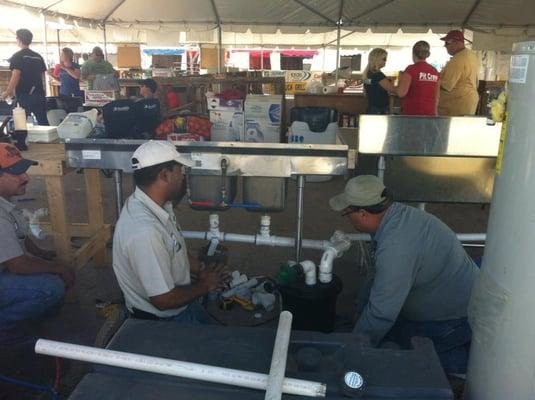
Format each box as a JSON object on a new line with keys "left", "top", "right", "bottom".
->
{"left": 509, "top": 55, "right": 529, "bottom": 84}
{"left": 82, "top": 150, "right": 101, "bottom": 160}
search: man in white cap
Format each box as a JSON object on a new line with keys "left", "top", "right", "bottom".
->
{"left": 113, "top": 141, "right": 229, "bottom": 323}
{"left": 330, "top": 175, "right": 479, "bottom": 374}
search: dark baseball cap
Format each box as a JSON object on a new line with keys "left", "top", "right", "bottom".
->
{"left": 0, "top": 143, "right": 37, "bottom": 175}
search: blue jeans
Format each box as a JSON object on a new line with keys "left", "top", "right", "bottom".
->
{"left": 0, "top": 272, "right": 65, "bottom": 344}
{"left": 17, "top": 93, "right": 48, "bottom": 126}
{"left": 169, "top": 301, "right": 215, "bottom": 324}
{"left": 356, "top": 277, "right": 471, "bottom": 374}
{"left": 383, "top": 317, "right": 472, "bottom": 374}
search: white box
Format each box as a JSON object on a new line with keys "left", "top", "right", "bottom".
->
{"left": 27, "top": 125, "right": 59, "bottom": 143}
{"left": 206, "top": 95, "right": 244, "bottom": 111}
{"left": 244, "top": 118, "right": 280, "bottom": 143}
{"left": 209, "top": 110, "right": 244, "bottom": 142}
{"left": 244, "top": 95, "right": 283, "bottom": 125}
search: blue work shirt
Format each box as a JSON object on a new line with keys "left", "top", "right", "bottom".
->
{"left": 354, "top": 202, "right": 479, "bottom": 344}
{"left": 59, "top": 62, "right": 81, "bottom": 97}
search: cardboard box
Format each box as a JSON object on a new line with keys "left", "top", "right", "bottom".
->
{"left": 244, "top": 95, "right": 283, "bottom": 124}
{"left": 117, "top": 45, "right": 141, "bottom": 69}
{"left": 84, "top": 90, "right": 117, "bottom": 106}
{"left": 206, "top": 95, "right": 244, "bottom": 111}
{"left": 200, "top": 47, "right": 225, "bottom": 69}
{"left": 209, "top": 110, "right": 244, "bottom": 142}
{"left": 244, "top": 118, "right": 280, "bottom": 143}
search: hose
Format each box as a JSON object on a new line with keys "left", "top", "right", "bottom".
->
{"left": 0, "top": 373, "right": 59, "bottom": 400}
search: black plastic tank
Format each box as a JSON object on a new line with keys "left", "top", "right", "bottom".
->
{"left": 278, "top": 274, "right": 342, "bottom": 333}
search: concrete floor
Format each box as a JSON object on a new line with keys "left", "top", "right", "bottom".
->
{"left": 0, "top": 171, "right": 488, "bottom": 398}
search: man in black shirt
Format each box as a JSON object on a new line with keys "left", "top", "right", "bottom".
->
{"left": 1, "top": 29, "right": 48, "bottom": 125}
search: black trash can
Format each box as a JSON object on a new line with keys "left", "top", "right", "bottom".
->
{"left": 279, "top": 274, "right": 342, "bottom": 333}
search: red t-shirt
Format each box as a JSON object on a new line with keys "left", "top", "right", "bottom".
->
{"left": 402, "top": 61, "right": 440, "bottom": 116}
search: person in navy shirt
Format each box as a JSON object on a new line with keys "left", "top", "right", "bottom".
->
{"left": 363, "top": 48, "right": 395, "bottom": 115}
{"left": 1, "top": 29, "right": 48, "bottom": 125}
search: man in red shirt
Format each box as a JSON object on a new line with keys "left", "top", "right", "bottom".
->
{"left": 396, "top": 41, "right": 440, "bottom": 115}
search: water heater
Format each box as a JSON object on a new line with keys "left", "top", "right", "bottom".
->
{"left": 465, "top": 41, "right": 535, "bottom": 399}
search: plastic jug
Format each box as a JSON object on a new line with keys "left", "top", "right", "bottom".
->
{"left": 12, "top": 103, "right": 27, "bottom": 131}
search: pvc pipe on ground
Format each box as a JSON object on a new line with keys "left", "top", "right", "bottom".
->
{"left": 265, "top": 311, "right": 293, "bottom": 400}
{"left": 35, "top": 339, "right": 326, "bottom": 397}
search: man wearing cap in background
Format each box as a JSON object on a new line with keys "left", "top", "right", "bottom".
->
{"left": 330, "top": 175, "right": 479, "bottom": 374}
{"left": 438, "top": 29, "right": 480, "bottom": 116}
{"left": 0, "top": 143, "right": 74, "bottom": 345}
{"left": 1, "top": 29, "right": 48, "bottom": 125}
{"left": 113, "top": 141, "right": 229, "bottom": 323}
{"left": 80, "top": 46, "right": 116, "bottom": 90}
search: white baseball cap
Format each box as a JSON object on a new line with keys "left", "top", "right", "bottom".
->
{"left": 131, "top": 140, "right": 196, "bottom": 170}
{"left": 329, "top": 175, "right": 387, "bottom": 211}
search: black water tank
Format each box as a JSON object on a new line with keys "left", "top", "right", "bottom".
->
{"left": 279, "top": 274, "right": 342, "bottom": 333}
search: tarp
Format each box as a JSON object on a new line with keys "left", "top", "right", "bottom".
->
{"left": 142, "top": 48, "right": 184, "bottom": 55}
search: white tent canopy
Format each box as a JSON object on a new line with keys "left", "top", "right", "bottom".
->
{"left": 2, "top": 0, "right": 535, "bottom": 33}
{"left": 0, "top": 0, "right": 533, "bottom": 51}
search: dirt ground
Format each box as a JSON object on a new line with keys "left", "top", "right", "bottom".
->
{"left": 0, "top": 171, "right": 487, "bottom": 399}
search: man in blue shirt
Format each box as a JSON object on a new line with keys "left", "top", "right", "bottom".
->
{"left": 330, "top": 175, "right": 479, "bottom": 374}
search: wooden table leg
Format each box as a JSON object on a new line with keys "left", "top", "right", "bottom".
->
{"left": 84, "top": 169, "right": 107, "bottom": 267}
{"left": 44, "top": 175, "right": 72, "bottom": 264}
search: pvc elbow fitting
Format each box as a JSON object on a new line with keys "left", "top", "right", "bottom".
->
{"left": 299, "top": 260, "right": 317, "bottom": 286}
{"left": 318, "top": 248, "right": 337, "bottom": 283}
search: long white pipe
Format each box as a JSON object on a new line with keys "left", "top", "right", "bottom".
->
{"left": 265, "top": 311, "right": 293, "bottom": 400}
{"left": 346, "top": 233, "right": 486, "bottom": 243}
{"left": 183, "top": 231, "right": 486, "bottom": 248}
{"left": 35, "top": 339, "right": 326, "bottom": 397}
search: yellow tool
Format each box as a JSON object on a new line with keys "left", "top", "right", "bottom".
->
{"left": 220, "top": 296, "right": 256, "bottom": 311}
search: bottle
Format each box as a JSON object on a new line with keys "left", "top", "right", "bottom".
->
{"left": 12, "top": 103, "right": 27, "bottom": 131}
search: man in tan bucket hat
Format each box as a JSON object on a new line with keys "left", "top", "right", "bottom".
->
{"left": 330, "top": 175, "right": 479, "bottom": 375}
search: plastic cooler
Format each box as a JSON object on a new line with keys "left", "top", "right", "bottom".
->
{"left": 288, "top": 107, "right": 339, "bottom": 182}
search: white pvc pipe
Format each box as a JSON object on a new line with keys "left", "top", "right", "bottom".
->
{"left": 318, "top": 248, "right": 336, "bottom": 283}
{"left": 182, "top": 231, "right": 329, "bottom": 250}
{"left": 35, "top": 339, "right": 326, "bottom": 397}
{"left": 299, "top": 260, "right": 317, "bottom": 286}
{"left": 182, "top": 231, "right": 486, "bottom": 251}
{"left": 260, "top": 215, "right": 271, "bottom": 237}
{"left": 346, "top": 233, "right": 487, "bottom": 243}
{"left": 265, "top": 311, "right": 293, "bottom": 400}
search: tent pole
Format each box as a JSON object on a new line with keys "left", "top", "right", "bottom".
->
{"left": 335, "top": 23, "right": 341, "bottom": 82}
{"left": 217, "top": 24, "right": 222, "bottom": 73}
{"left": 335, "top": 0, "right": 344, "bottom": 82}
{"left": 103, "top": 22, "right": 108, "bottom": 60}
{"left": 43, "top": 14, "right": 49, "bottom": 67}
{"left": 56, "top": 29, "right": 61, "bottom": 60}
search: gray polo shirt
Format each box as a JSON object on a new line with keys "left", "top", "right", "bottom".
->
{"left": 112, "top": 188, "right": 191, "bottom": 318}
{"left": 0, "top": 196, "right": 28, "bottom": 272}
{"left": 354, "top": 202, "right": 479, "bottom": 344}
